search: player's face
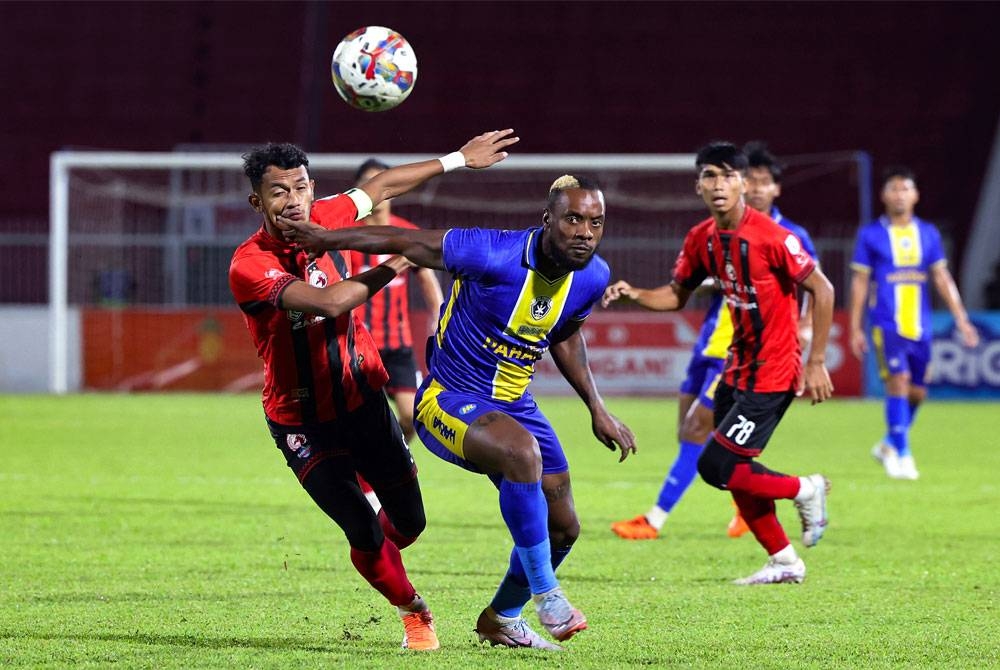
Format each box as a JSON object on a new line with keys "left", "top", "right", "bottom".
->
{"left": 696, "top": 163, "right": 746, "bottom": 216}
{"left": 251, "top": 165, "right": 315, "bottom": 234}
{"left": 881, "top": 177, "right": 919, "bottom": 218}
{"left": 542, "top": 188, "right": 605, "bottom": 271}
{"left": 745, "top": 166, "right": 781, "bottom": 214}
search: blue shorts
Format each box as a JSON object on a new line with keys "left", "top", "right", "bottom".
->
{"left": 413, "top": 377, "right": 568, "bottom": 476}
{"left": 678, "top": 352, "right": 726, "bottom": 411}
{"left": 871, "top": 326, "right": 931, "bottom": 386}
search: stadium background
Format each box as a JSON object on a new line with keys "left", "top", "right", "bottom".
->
{"left": 2, "top": 1, "right": 999, "bottom": 396}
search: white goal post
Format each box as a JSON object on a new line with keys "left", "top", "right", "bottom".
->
{"left": 48, "top": 150, "right": 870, "bottom": 394}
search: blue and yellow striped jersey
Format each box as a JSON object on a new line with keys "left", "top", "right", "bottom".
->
{"left": 430, "top": 227, "right": 610, "bottom": 402}
{"left": 850, "top": 216, "right": 946, "bottom": 341}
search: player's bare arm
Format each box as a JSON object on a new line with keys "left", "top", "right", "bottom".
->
{"left": 930, "top": 263, "right": 980, "bottom": 347}
{"left": 601, "top": 280, "right": 690, "bottom": 311}
{"left": 549, "top": 323, "right": 637, "bottom": 462}
{"left": 847, "top": 268, "right": 871, "bottom": 358}
{"left": 279, "top": 255, "right": 411, "bottom": 318}
{"left": 359, "top": 129, "right": 519, "bottom": 207}
{"left": 284, "top": 222, "right": 448, "bottom": 271}
{"left": 800, "top": 267, "right": 835, "bottom": 404}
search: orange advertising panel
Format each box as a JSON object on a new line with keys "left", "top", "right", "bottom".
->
{"left": 83, "top": 308, "right": 862, "bottom": 396}
{"left": 83, "top": 308, "right": 262, "bottom": 391}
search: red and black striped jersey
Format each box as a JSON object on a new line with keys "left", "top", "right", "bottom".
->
{"left": 672, "top": 206, "right": 816, "bottom": 393}
{"left": 348, "top": 215, "right": 419, "bottom": 351}
{"left": 228, "top": 194, "right": 388, "bottom": 425}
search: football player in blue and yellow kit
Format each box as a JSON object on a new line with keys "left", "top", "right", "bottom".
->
{"left": 282, "top": 175, "right": 636, "bottom": 650}
{"left": 849, "top": 166, "right": 979, "bottom": 480}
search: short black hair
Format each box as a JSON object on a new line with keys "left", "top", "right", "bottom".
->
{"left": 546, "top": 175, "right": 602, "bottom": 209}
{"left": 354, "top": 157, "right": 391, "bottom": 184}
{"left": 744, "top": 141, "right": 784, "bottom": 182}
{"left": 242, "top": 143, "right": 309, "bottom": 191}
{"left": 695, "top": 142, "right": 748, "bottom": 172}
{"left": 881, "top": 165, "right": 917, "bottom": 189}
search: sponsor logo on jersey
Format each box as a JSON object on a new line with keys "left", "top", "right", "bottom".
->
{"left": 725, "top": 263, "right": 738, "bottom": 282}
{"left": 458, "top": 403, "right": 477, "bottom": 415}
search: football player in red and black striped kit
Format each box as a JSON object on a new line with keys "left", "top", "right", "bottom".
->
{"left": 602, "top": 142, "right": 835, "bottom": 585}
{"left": 229, "top": 130, "right": 517, "bottom": 649}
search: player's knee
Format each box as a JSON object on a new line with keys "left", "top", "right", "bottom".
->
{"left": 499, "top": 434, "right": 543, "bottom": 481}
{"left": 548, "top": 518, "right": 580, "bottom": 548}
{"left": 389, "top": 505, "right": 426, "bottom": 539}
{"left": 679, "top": 412, "right": 712, "bottom": 444}
{"left": 697, "top": 440, "right": 735, "bottom": 490}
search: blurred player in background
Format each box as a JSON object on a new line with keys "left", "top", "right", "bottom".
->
{"left": 603, "top": 142, "right": 834, "bottom": 585}
{"left": 351, "top": 158, "right": 444, "bottom": 445}
{"left": 283, "top": 175, "right": 636, "bottom": 650}
{"left": 849, "top": 166, "right": 979, "bottom": 480}
{"left": 228, "top": 130, "right": 516, "bottom": 651}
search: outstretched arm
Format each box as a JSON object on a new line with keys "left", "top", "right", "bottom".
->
{"left": 800, "top": 267, "right": 835, "bottom": 404}
{"left": 549, "top": 322, "right": 637, "bottom": 462}
{"left": 283, "top": 223, "right": 448, "bottom": 270}
{"left": 601, "top": 280, "right": 692, "bottom": 311}
{"left": 360, "top": 129, "right": 518, "bottom": 206}
{"left": 931, "top": 263, "right": 979, "bottom": 347}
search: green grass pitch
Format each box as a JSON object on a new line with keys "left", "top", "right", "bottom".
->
{"left": 1, "top": 393, "right": 997, "bottom": 668}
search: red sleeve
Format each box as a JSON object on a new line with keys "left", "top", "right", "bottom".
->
{"left": 230, "top": 248, "right": 298, "bottom": 309}
{"left": 311, "top": 194, "right": 360, "bottom": 230}
{"left": 772, "top": 228, "right": 816, "bottom": 284}
{"left": 672, "top": 226, "right": 708, "bottom": 290}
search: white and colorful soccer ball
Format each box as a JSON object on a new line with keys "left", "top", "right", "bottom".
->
{"left": 331, "top": 26, "right": 417, "bottom": 112}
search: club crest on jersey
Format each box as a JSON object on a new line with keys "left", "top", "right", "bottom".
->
{"left": 530, "top": 296, "right": 553, "bottom": 321}
{"left": 308, "top": 267, "right": 329, "bottom": 288}
{"left": 286, "top": 434, "right": 312, "bottom": 459}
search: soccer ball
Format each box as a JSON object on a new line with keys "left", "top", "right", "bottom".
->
{"left": 331, "top": 26, "right": 417, "bottom": 112}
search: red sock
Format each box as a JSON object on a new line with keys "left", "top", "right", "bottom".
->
{"left": 378, "top": 508, "right": 417, "bottom": 549}
{"left": 349, "top": 539, "right": 416, "bottom": 607}
{"left": 732, "top": 491, "right": 790, "bottom": 555}
{"left": 726, "top": 462, "right": 799, "bottom": 499}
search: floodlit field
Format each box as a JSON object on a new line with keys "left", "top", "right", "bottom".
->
{"left": 1, "top": 393, "right": 997, "bottom": 668}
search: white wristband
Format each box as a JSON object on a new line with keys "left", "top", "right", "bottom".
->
{"left": 438, "top": 151, "right": 465, "bottom": 172}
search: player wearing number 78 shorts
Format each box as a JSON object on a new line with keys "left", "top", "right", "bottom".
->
{"left": 602, "top": 142, "right": 835, "bottom": 585}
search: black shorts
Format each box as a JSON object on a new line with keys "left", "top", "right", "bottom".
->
{"left": 711, "top": 382, "right": 795, "bottom": 458}
{"left": 380, "top": 347, "right": 418, "bottom": 393}
{"left": 266, "top": 391, "right": 416, "bottom": 486}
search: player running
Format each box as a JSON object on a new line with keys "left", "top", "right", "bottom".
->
{"left": 603, "top": 142, "right": 834, "bottom": 585}
{"left": 228, "top": 130, "right": 516, "bottom": 650}
{"left": 282, "top": 175, "right": 636, "bottom": 649}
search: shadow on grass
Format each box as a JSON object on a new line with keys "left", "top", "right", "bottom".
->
{"left": 2, "top": 630, "right": 388, "bottom": 654}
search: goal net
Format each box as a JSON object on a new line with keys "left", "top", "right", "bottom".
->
{"left": 47, "top": 151, "right": 869, "bottom": 394}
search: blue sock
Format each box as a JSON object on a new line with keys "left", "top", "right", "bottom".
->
{"left": 908, "top": 400, "right": 920, "bottom": 428}
{"left": 490, "top": 545, "right": 572, "bottom": 619}
{"left": 656, "top": 440, "right": 703, "bottom": 512}
{"left": 885, "top": 395, "right": 910, "bottom": 457}
{"left": 498, "top": 479, "right": 557, "bottom": 596}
